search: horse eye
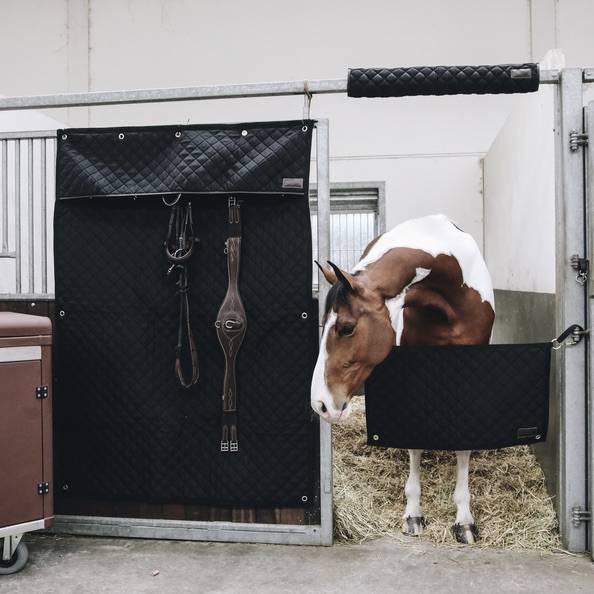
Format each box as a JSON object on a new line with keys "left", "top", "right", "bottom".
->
{"left": 338, "top": 324, "right": 355, "bottom": 337}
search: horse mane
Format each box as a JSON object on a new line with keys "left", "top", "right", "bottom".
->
{"left": 324, "top": 281, "right": 351, "bottom": 318}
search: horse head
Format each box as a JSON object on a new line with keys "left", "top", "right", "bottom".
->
{"left": 311, "top": 260, "right": 395, "bottom": 423}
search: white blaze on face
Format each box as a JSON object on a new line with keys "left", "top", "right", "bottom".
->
{"left": 311, "top": 311, "right": 350, "bottom": 423}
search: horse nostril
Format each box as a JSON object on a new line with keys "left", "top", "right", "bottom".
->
{"left": 341, "top": 402, "right": 348, "bottom": 411}
{"left": 321, "top": 403, "right": 327, "bottom": 413}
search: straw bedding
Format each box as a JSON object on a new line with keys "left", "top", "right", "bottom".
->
{"left": 333, "top": 398, "right": 559, "bottom": 550}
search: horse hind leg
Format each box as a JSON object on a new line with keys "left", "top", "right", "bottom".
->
{"left": 452, "top": 450, "right": 479, "bottom": 544}
{"left": 402, "top": 449, "right": 426, "bottom": 536}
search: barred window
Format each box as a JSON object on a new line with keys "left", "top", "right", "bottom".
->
{"left": 310, "top": 182, "right": 385, "bottom": 290}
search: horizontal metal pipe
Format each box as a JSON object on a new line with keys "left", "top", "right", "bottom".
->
{"left": 0, "top": 71, "right": 562, "bottom": 112}
{"left": 0, "top": 79, "right": 347, "bottom": 111}
{"left": 0, "top": 130, "right": 57, "bottom": 140}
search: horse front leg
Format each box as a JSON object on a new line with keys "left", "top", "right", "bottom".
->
{"left": 402, "top": 449, "right": 425, "bottom": 536}
{"left": 452, "top": 450, "right": 478, "bottom": 544}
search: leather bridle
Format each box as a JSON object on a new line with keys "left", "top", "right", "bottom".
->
{"left": 164, "top": 195, "right": 200, "bottom": 388}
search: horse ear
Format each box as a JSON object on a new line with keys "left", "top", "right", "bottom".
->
{"left": 314, "top": 260, "right": 337, "bottom": 285}
{"left": 327, "top": 261, "right": 356, "bottom": 292}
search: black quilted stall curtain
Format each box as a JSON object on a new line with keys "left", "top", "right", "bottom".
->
{"left": 365, "top": 343, "right": 551, "bottom": 451}
{"left": 53, "top": 121, "right": 319, "bottom": 507}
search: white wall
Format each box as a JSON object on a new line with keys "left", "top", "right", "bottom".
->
{"left": 1, "top": 0, "right": 593, "bottom": 263}
{"left": 483, "top": 86, "right": 556, "bottom": 293}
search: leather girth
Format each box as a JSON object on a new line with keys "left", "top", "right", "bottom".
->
{"left": 215, "top": 198, "right": 247, "bottom": 452}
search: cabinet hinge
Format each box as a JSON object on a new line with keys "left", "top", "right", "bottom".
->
{"left": 570, "top": 254, "right": 589, "bottom": 285}
{"left": 35, "top": 385, "right": 48, "bottom": 399}
{"left": 571, "top": 505, "right": 591, "bottom": 526}
{"left": 569, "top": 130, "right": 588, "bottom": 151}
{"left": 37, "top": 482, "right": 49, "bottom": 495}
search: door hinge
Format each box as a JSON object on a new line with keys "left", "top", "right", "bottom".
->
{"left": 35, "top": 385, "right": 48, "bottom": 399}
{"left": 570, "top": 254, "right": 589, "bottom": 285}
{"left": 37, "top": 482, "right": 49, "bottom": 495}
{"left": 569, "top": 130, "right": 588, "bottom": 151}
{"left": 571, "top": 505, "right": 591, "bottom": 526}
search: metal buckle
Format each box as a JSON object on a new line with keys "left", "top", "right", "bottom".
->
{"left": 230, "top": 440, "right": 239, "bottom": 452}
{"left": 220, "top": 440, "right": 229, "bottom": 452}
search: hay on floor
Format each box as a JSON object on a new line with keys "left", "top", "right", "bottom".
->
{"left": 333, "top": 398, "right": 559, "bottom": 550}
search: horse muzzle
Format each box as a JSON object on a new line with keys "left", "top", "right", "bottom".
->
{"left": 311, "top": 398, "right": 352, "bottom": 424}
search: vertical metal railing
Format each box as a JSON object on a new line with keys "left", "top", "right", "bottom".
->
{"left": 0, "top": 130, "right": 56, "bottom": 299}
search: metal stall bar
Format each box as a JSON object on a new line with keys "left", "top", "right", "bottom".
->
{"left": 316, "top": 119, "right": 333, "bottom": 545}
{"left": 1, "top": 140, "right": 9, "bottom": 256}
{"left": 27, "top": 139, "right": 34, "bottom": 295}
{"left": 40, "top": 139, "right": 47, "bottom": 293}
{"left": 15, "top": 140, "right": 21, "bottom": 294}
{"left": 0, "top": 70, "right": 561, "bottom": 113}
{"left": 556, "top": 69, "right": 588, "bottom": 552}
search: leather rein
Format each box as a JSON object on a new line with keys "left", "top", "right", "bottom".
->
{"left": 164, "top": 195, "right": 200, "bottom": 388}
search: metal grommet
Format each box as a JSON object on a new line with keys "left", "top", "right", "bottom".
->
{"left": 59, "top": 310, "right": 65, "bottom": 318}
{"left": 118, "top": 133, "right": 125, "bottom": 140}
{"left": 302, "top": 125, "right": 308, "bottom": 132}
{"left": 372, "top": 434, "right": 379, "bottom": 441}
{"left": 61, "top": 133, "right": 68, "bottom": 140}
{"left": 62, "top": 484, "right": 69, "bottom": 491}
{"left": 301, "top": 312, "right": 308, "bottom": 319}
{"left": 535, "top": 434, "right": 541, "bottom": 440}
{"left": 301, "top": 495, "right": 308, "bottom": 502}
{"left": 241, "top": 129, "right": 248, "bottom": 137}
{"left": 175, "top": 131, "right": 182, "bottom": 138}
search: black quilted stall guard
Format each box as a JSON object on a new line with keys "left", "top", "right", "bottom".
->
{"left": 347, "top": 64, "right": 539, "bottom": 98}
{"left": 53, "top": 121, "right": 319, "bottom": 508}
{"left": 365, "top": 343, "right": 551, "bottom": 451}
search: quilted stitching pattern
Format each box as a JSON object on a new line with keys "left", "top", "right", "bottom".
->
{"left": 347, "top": 64, "right": 539, "bottom": 98}
{"left": 53, "top": 131, "right": 318, "bottom": 507}
{"left": 57, "top": 120, "right": 314, "bottom": 199}
{"left": 365, "top": 343, "right": 550, "bottom": 451}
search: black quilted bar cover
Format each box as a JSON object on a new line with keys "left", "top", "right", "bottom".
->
{"left": 365, "top": 343, "right": 550, "bottom": 451}
{"left": 347, "top": 64, "right": 539, "bottom": 98}
{"left": 53, "top": 121, "right": 319, "bottom": 508}
{"left": 57, "top": 120, "right": 314, "bottom": 199}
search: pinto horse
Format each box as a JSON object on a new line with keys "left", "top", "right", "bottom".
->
{"left": 311, "top": 214, "right": 495, "bottom": 544}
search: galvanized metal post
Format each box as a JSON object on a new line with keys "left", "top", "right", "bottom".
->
{"left": 27, "top": 139, "right": 34, "bottom": 295}
{"left": 585, "top": 100, "right": 594, "bottom": 558}
{"left": 15, "top": 141, "right": 21, "bottom": 294}
{"left": 40, "top": 139, "right": 47, "bottom": 293}
{"left": 557, "top": 69, "right": 588, "bottom": 552}
{"left": 1, "top": 140, "right": 7, "bottom": 253}
{"left": 315, "top": 119, "right": 333, "bottom": 545}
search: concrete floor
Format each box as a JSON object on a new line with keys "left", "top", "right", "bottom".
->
{"left": 1, "top": 534, "right": 593, "bottom": 594}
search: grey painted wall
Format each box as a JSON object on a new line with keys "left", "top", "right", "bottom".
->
{"left": 493, "top": 289, "right": 558, "bottom": 502}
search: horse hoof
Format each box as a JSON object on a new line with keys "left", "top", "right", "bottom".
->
{"left": 402, "top": 515, "right": 426, "bottom": 536}
{"left": 452, "top": 523, "right": 479, "bottom": 544}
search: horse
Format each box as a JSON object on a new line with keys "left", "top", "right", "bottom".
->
{"left": 311, "top": 213, "right": 495, "bottom": 544}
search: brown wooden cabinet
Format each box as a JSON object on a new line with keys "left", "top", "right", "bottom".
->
{"left": 0, "top": 312, "right": 52, "bottom": 574}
